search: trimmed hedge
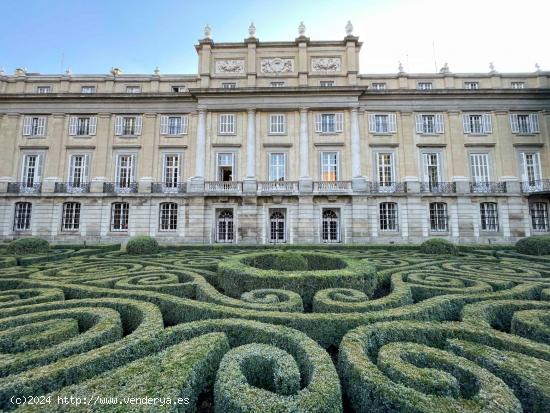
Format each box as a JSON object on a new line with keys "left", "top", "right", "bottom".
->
{"left": 126, "top": 236, "right": 159, "bottom": 255}
{"left": 515, "top": 235, "right": 550, "bottom": 256}
{"left": 7, "top": 237, "right": 49, "bottom": 256}
{"left": 420, "top": 238, "right": 459, "bottom": 255}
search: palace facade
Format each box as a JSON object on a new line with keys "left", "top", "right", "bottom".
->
{"left": 1, "top": 23, "right": 549, "bottom": 244}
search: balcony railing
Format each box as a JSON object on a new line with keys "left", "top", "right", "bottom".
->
{"left": 54, "top": 182, "right": 90, "bottom": 193}
{"left": 371, "top": 182, "right": 407, "bottom": 194}
{"left": 103, "top": 182, "right": 138, "bottom": 194}
{"left": 521, "top": 180, "right": 550, "bottom": 193}
{"left": 151, "top": 182, "right": 186, "bottom": 194}
{"left": 314, "top": 181, "right": 352, "bottom": 193}
{"left": 470, "top": 182, "right": 507, "bottom": 194}
{"left": 7, "top": 182, "right": 42, "bottom": 193}
{"left": 420, "top": 182, "right": 456, "bottom": 194}
{"left": 257, "top": 181, "right": 299, "bottom": 194}
{"left": 205, "top": 181, "right": 242, "bottom": 194}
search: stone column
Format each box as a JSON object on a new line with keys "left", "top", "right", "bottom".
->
{"left": 350, "top": 107, "right": 367, "bottom": 191}
{"left": 299, "top": 107, "right": 312, "bottom": 192}
{"left": 189, "top": 107, "right": 206, "bottom": 193}
{"left": 243, "top": 108, "right": 257, "bottom": 194}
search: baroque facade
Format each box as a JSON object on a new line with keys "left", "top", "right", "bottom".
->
{"left": 1, "top": 23, "right": 549, "bottom": 245}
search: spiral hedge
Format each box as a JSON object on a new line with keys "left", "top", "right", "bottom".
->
{"left": 0, "top": 245, "right": 548, "bottom": 412}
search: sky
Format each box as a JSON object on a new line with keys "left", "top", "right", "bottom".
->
{"left": 1, "top": 0, "right": 549, "bottom": 76}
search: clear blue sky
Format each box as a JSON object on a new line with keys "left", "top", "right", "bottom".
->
{"left": 1, "top": 0, "right": 548, "bottom": 75}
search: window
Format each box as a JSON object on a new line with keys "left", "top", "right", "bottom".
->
{"left": 222, "top": 83, "right": 237, "bottom": 89}
{"left": 371, "top": 83, "right": 387, "bottom": 90}
{"left": 511, "top": 82, "right": 525, "bottom": 89}
{"left": 111, "top": 202, "right": 129, "bottom": 232}
{"left": 269, "top": 114, "right": 286, "bottom": 134}
{"left": 463, "top": 114, "right": 492, "bottom": 134}
{"left": 160, "top": 115, "right": 188, "bottom": 135}
{"left": 216, "top": 209, "right": 234, "bottom": 243}
{"left": 159, "top": 202, "right": 178, "bottom": 231}
{"left": 320, "top": 81, "right": 334, "bottom": 87}
{"left": 218, "top": 114, "right": 235, "bottom": 134}
{"left": 379, "top": 202, "right": 398, "bottom": 232}
{"left": 429, "top": 202, "right": 448, "bottom": 232}
{"left": 36, "top": 86, "right": 51, "bottom": 94}
{"left": 530, "top": 202, "right": 549, "bottom": 232}
{"left": 62, "top": 202, "right": 81, "bottom": 231}
{"left": 172, "top": 86, "right": 186, "bottom": 93}
{"left": 469, "top": 153, "right": 491, "bottom": 192}
{"left": 217, "top": 153, "right": 234, "bottom": 181}
{"left": 520, "top": 152, "right": 542, "bottom": 191}
{"left": 315, "top": 113, "right": 344, "bottom": 133}
{"left": 368, "top": 113, "right": 397, "bottom": 134}
{"left": 115, "top": 154, "right": 135, "bottom": 189}
{"left": 377, "top": 153, "right": 395, "bottom": 188}
{"left": 270, "top": 81, "right": 285, "bottom": 87}
{"left": 81, "top": 86, "right": 96, "bottom": 94}
{"left": 269, "top": 210, "right": 286, "bottom": 243}
{"left": 480, "top": 202, "right": 499, "bottom": 232}
{"left": 320, "top": 152, "right": 338, "bottom": 181}
{"left": 322, "top": 209, "right": 340, "bottom": 243}
{"left": 269, "top": 153, "right": 286, "bottom": 181}
{"left": 126, "top": 86, "right": 141, "bottom": 93}
{"left": 417, "top": 82, "right": 433, "bottom": 90}
{"left": 14, "top": 202, "right": 32, "bottom": 231}
{"left": 68, "top": 154, "right": 89, "bottom": 188}
{"left": 415, "top": 114, "right": 444, "bottom": 134}
{"left": 465, "top": 82, "right": 479, "bottom": 89}
{"left": 69, "top": 116, "right": 97, "bottom": 136}
{"left": 115, "top": 116, "right": 142, "bottom": 136}
{"left": 23, "top": 116, "right": 47, "bottom": 136}
{"left": 162, "top": 154, "right": 181, "bottom": 189}
{"left": 510, "top": 113, "right": 539, "bottom": 134}
{"left": 21, "top": 154, "right": 43, "bottom": 188}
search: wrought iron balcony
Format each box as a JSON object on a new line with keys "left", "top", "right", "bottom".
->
{"left": 7, "top": 182, "right": 42, "bottom": 193}
{"left": 469, "top": 182, "right": 507, "bottom": 194}
{"left": 257, "top": 181, "right": 299, "bottom": 194}
{"left": 103, "top": 182, "right": 138, "bottom": 194}
{"left": 151, "top": 182, "right": 187, "bottom": 194}
{"left": 521, "top": 180, "right": 550, "bottom": 193}
{"left": 54, "top": 182, "right": 90, "bottom": 193}
{"left": 205, "top": 181, "right": 243, "bottom": 194}
{"left": 371, "top": 182, "right": 407, "bottom": 194}
{"left": 420, "top": 182, "right": 456, "bottom": 194}
{"left": 313, "top": 181, "right": 352, "bottom": 193}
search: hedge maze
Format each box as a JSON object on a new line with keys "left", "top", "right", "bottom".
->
{"left": 0, "top": 245, "right": 548, "bottom": 412}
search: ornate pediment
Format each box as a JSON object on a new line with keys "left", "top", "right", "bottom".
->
{"left": 260, "top": 58, "right": 294, "bottom": 74}
{"left": 311, "top": 57, "right": 341, "bottom": 72}
{"left": 215, "top": 60, "right": 245, "bottom": 74}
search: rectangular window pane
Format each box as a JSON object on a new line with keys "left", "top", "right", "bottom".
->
{"left": 375, "top": 115, "right": 389, "bottom": 133}
{"left": 321, "top": 152, "right": 338, "bottom": 181}
{"left": 422, "top": 115, "right": 435, "bottom": 133}
{"left": 111, "top": 203, "right": 129, "bottom": 231}
{"left": 321, "top": 114, "right": 335, "bottom": 133}
{"left": 378, "top": 153, "right": 393, "bottom": 185}
{"left": 14, "top": 203, "right": 32, "bottom": 231}
{"left": 379, "top": 203, "right": 398, "bottom": 231}
{"left": 480, "top": 203, "right": 498, "bottom": 232}
{"left": 429, "top": 203, "right": 448, "bottom": 232}
{"left": 269, "top": 153, "right": 286, "bottom": 181}
{"left": 160, "top": 203, "right": 178, "bottom": 231}
{"left": 62, "top": 202, "right": 81, "bottom": 231}
{"left": 531, "top": 202, "right": 549, "bottom": 232}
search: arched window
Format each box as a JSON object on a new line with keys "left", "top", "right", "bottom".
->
{"left": 480, "top": 202, "right": 498, "bottom": 232}
{"left": 269, "top": 210, "right": 286, "bottom": 243}
{"left": 111, "top": 202, "right": 129, "bottom": 232}
{"left": 530, "top": 202, "right": 549, "bottom": 232}
{"left": 159, "top": 202, "right": 178, "bottom": 232}
{"left": 429, "top": 202, "right": 448, "bottom": 232}
{"left": 62, "top": 202, "right": 81, "bottom": 231}
{"left": 14, "top": 202, "right": 32, "bottom": 231}
{"left": 216, "top": 209, "right": 234, "bottom": 243}
{"left": 322, "top": 209, "right": 340, "bottom": 243}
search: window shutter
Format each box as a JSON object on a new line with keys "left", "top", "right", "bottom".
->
{"left": 68, "top": 155, "right": 76, "bottom": 183}
{"left": 115, "top": 116, "right": 123, "bottom": 135}
{"left": 388, "top": 114, "right": 397, "bottom": 133}
{"left": 181, "top": 115, "right": 188, "bottom": 134}
{"left": 135, "top": 116, "right": 142, "bottom": 135}
{"left": 129, "top": 154, "right": 135, "bottom": 182}
{"left": 482, "top": 114, "right": 492, "bottom": 134}
{"left": 21, "top": 154, "right": 28, "bottom": 181}
{"left": 35, "top": 154, "right": 43, "bottom": 182}
{"left": 462, "top": 114, "right": 471, "bottom": 134}
{"left": 519, "top": 152, "right": 526, "bottom": 182}
{"left": 89, "top": 116, "right": 97, "bottom": 135}
{"left": 162, "top": 154, "right": 167, "bottom": 182}
{"left": 529, "top": 113, "right": 540, "bottom": 133}
{"left": 415, "top": 114, "right": 423, "bottom": 133}
{"left": 114, "top": 155, "right": 120, "bottom": 183}
{"left": 160, "top": 115, "right": 168, "bottom": 135}
{"left": 23, "top": 116, "right": 32, "bottom": 136}
{"left": 69, "top": 116, "right": 78, "bottom": 136}
{"left": 534, "top": 152, "right": 541, "bottom": 180}
{"left": 315, "top": 113, "right": 322, "bottom": 133}
{"left": 435, "top": 114, "right": 444, "bottom": 133}
{"left": 368, "top": 113, "right": 376, "bottom": 133}
{"left": 83, "top": 154, "right": 90, "bottom": 182}
{"left": 37, "top": 117, "right": 46, "bottom": 136}
{"left": 335, "top": 113, "right": 344, "bottom": 132}
{"left": 509, "top": 114, "right": 519, "bottom": 134}
{"left": 422, "top": 153, "right": 430, "bottom": 182}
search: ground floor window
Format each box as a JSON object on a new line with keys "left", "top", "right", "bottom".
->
{"left": 14, "top": 202, "right": 32, "bottom": 231}
{"left": 480, "top": 202, "right": 498, "bottom": 232}
{"left": 322, "top": 209, "right": 340, "bottom": 242}
{"left": 111, "top": 202, "right": 129, "bottom": 232}
{"left": 269, "top": 209, "right": 286, "bottom": 243}
{"left": 216, "top": 209, "right": 234, "bottom": 243}
{"left": 530, "top": 202, "right": 549, "bottom": 232}
{"left": 379, "top": 202, "right": 398, "bottom": 232}
{"left": 159, "top": 202, "right": 178, "bottom": 231}
{"left": 62, "top": 202, "right": 81, "bottom": 231}
{"left": 429, "top": 202, "right": 448, "bottom": 232}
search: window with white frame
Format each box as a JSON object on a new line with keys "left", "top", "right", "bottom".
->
{"left": 422, "top": 153, "right": 441, "bottom": 187}
{"left": 68, "top": 154, "right": 89, "bottom": 188}
{"left": 218, "top": 114, "right": 235, "bottom": 134}
{"left": 111, "top": 202, "right": 129, "bottom": 232}
{"left": 520, "top": 152, "right": 542, "bottom": 190}
{"left": 415, "top": 114, "right": 444, "bottom": 134}
{"left": 269, "top": 114, "right": 286, "bottom": 134}
{"left": 222, "top": 82, "right": 237, "bottom": 89}
{"left": 315, "top": 113, "right": 344, "bottom": 134}
{"left": 159, "top": 202, "right": 178, "bottom": 231}
{"left": 216, "top": 209, "right": 234, "bottom": 243}
{"left": 377, "top": 152, "right": 395, "bottom": 187}
{"left": 115, "top": 154, "right": 135, "bottom": 188}
{"left": 465, "top": 82, "right": 479, "bottom": 89}
{"left": 269, "top": 209, "right": 286, "bottom": 243}
{"left": 322, "top": 209, "right": 340, "bottom": 243}
{"left": 115, "top": 115, "right": 142, "bottom": 136}
{"left": 379, "top": 202, "right": 398, "bottom": 232}
{"left": 69, "top": 116, "right": 97, "bottom": 136}
{"left": 480, "top": 202, "right": 499, "bottom": 232}
{"left": 269, "top": 153, "right": 286, "bottom": 181}
{"left": 270, "top": 81, "right": 285, "bottom": 87}
{"left": 368, "top": 113, "right": 397, "bottom": 134}
{"left": 511, "top": 82, "right": 525, "bottom": 89}
{"left": 320, "top": 152, "right": 338, "bottom": 181}
{"left": 469, "top": 153, "right": 491, "bottom": 191}
{"left": 463, "top": 114, "right": 492, "bottom": 134}
{"left": 162, "top": 154, "right": 181, "bottom": 188}
{"left": 81, "top": 86, "right": 96, "bottom": 94}
{"left": 320, "top": 81, "right": 334, "bottom": 87}
{"left": 23, "top": 116, "right": 47, "bottom": 137}
{"left": 126, "top": 86, "right": 141, "bottom": 93}
{"left": 371, "top": 82, "right": 387, "bottom": 90}
{"left": 160, "top": 115, "right": 188, "bottom": 135}
{"left": 62, "top": 202, "right": 81, "bottom": 231}
{"left": 36, "top": 86, "right": 51, "bottom": 94}
{"left": 417, "top": 82, "right": 433, "bottom": 90}
{"left": 429, "top": 202, "right": 448, "bottom": 232}
{"left": 14, "top": 202, "right": 32, "bottom": 231}
{"left": 172, "top": 86, "right": 186, "bottom": 93}
{"left": 510, "top": 113, "right": 539, "bottom": 134}
{"left": 21, "top": 154, "right": 43, "bottom": 187}
{"left": 530, "top": 202, "right": 549, "bottom": 232}
{"left": 217, "top": 153, "right": 235, "bottom": 181}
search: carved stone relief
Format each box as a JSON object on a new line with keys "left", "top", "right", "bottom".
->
{"left": 260, "top": 58, "right": 294, "bottom": 73}
{"left": 311, "top": 57, "right": 341, "bottom": 72}
{"left": 215, "top": 60, "right": 245, "bottom": 74}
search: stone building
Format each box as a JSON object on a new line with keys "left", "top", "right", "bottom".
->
{"left": 0, "top": 22, "right": 549, "bottom": 244}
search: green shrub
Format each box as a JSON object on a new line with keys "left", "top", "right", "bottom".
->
{"left": 247, "top": 252, "right": 308, "bottom": 271}
{"left": 126, "top": 236, "right": 159, "bottom": 255}
{"left": 7, "top": 237, "right": 49, "bottom": 256}
{"left": 420, "top": 238, "right": 459, "bottom": 255}
{"left": 515, "top": 235, "right": 550, "bottom": 256}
